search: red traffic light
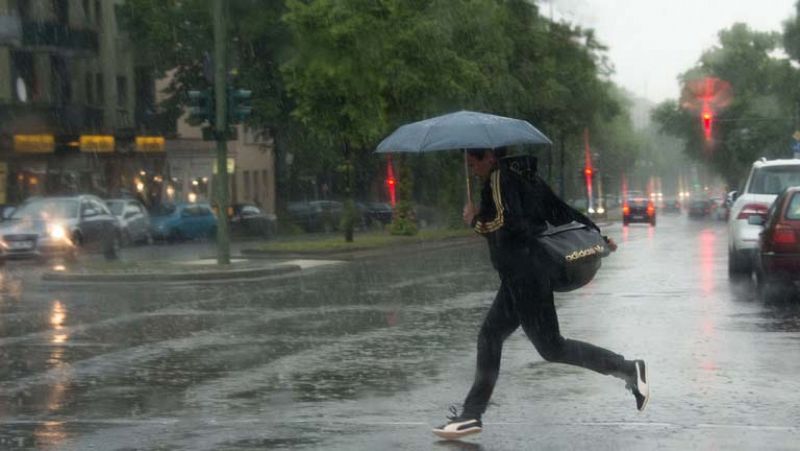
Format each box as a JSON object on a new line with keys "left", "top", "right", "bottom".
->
{"left": 702, "top": 109, "right": 713, "bottom": 140}
{"left": 387, "top": 177, "right": 396, "bottom": 186}
{"left": 584, "top": 167, "right": 593, "bottom": 177}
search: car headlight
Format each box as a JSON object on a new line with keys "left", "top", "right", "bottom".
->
{"left": 48, "top": 224, "right": 67, "bottom": 241}
{"left": 588, "top": 207, "right": 595, "bottom": 214}
{"left": 598, "top": 207, "right": 605, "bottom": 214}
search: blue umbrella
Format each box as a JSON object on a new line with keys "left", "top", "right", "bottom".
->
{"left": 375, "top": 110, "right": 551, "bottom": 203}
{"left": 375, "top": 110, "right": 551, "bottom": 153}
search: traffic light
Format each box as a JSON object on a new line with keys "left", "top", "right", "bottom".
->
{"left": 228, "top": 88, "right": 252, "bottom": 124}
{"left": 188, "top": 89, "right": 214, "bottom": 124}
{"left": 584, "top": 167, "right": 593, "bottom": 177}
{"left": 702, "top": 109, "right": 713, "bottom": 141}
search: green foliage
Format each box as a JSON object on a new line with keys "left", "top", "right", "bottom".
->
{"left": 122, "top": 0, "right": 640, "bottom": 234}
{"left": 653, "top": 23, "right": 800, "bottom": 185}
{"left": 390, "top": 201, "right": 419, "bottom": 236}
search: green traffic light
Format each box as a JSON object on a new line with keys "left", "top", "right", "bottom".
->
{"left": 228, "top": 88, "right": 252, "bottom": 124}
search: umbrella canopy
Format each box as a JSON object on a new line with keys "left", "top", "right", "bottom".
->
{"left": 375, "top": 110, "right": 552, "bottom": 154}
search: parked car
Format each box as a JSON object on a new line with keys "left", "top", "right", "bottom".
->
{"left": 229, "top": 203, "right": 276, "bottom": 238}
{"left": 0, "top": 204, "right": 16, "bottom": 221}
{"left": 662, "top": 197, "right": 681, "bottom": 213}
{"left": 728, "top": 158, "right": 800, "bottom": 277}
{"left": 688, "top": 199, "right": 712, "bottom": 219}
{"left": 623, "top": 196, "right": 655, "bottom": 226}
{"left": 106, "top": 198, "right": 152, "bottom": 245}
{"left": 751, "top": 186, "right": 800, "bottom": 301}
{"left": 308, "top": 200, "right": 343, "bottom": 232}
{"left": 0, "top": 195, "right": 121, "bottom": 262}
{"left": 286, "top": 201, "right": 315, "bottom": 232}
{"left": 361, "top": 201, "right": 393, "bottom": 225}
{"left": 150, "top": 202, "right": 218, "bottom": 242}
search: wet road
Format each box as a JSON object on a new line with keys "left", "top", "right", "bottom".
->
{"left": 1, "top": 214, "right": 800, "bottom": 450}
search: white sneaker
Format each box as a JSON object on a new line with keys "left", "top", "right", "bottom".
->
{"left": 432, "top": 407, "right": 482, "bottom": 440}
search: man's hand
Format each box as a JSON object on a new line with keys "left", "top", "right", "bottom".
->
{"left": 463, "top": 203, "right": 478, "bottom": 226}
{"left": 605, "top": 236, "right": 618, "bottom": 252}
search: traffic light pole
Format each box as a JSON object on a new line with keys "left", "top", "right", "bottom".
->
{"left": 213, "top": 0, "right": 230, "bottom": 265}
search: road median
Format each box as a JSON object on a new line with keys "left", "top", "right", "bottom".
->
{"left": 41, "top": 259, "right": 301, "bottom": 283}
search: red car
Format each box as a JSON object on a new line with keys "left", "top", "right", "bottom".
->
{"left": 753, "top": 187, "right": 800, "bottom": 301}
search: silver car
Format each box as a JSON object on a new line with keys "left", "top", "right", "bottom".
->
{"left": 0, "top": 195, "right": 121, "bottom": 262}
{"left": 106, "top": 198, "right": 153, "bottom": 245}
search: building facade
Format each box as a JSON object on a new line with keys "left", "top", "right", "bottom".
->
{"left": 0, "top": 0, "right": 165, "bottom": 205}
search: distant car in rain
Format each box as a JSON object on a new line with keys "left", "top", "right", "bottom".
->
{"left": 106, "top": 198, "right": 152, "bottom": 245}
{"left": 752, "top": 186, "right": 800, "bottom": 301}
{"left": 623, "top": 196, "right": 655, "bottom": 226}
{"left": 150, "top": 202, "right": 218, "bottom": 242}
{"left": 229, "top": 203, "right": 276, "bottom": 238}
{"left": 0, "top": 195, "right": 121, "bottom": 263}
{"left": 688, "top": 199, "right": 712, "bottom": 219}
{"left": 729, "top": 158, "right": 800, "bottom": 277}
{"left": 358, "top": 201, "right": 393, "bottom": 226}
{"left": 662, "top": 197, "right": 681, "bottom": 214}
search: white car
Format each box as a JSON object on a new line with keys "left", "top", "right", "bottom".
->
{"left": 728, "top": 158, "right": 800, "bottom": 277}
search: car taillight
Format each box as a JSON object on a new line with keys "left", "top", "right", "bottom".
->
{"left": 737, "top": 203, "right": 768, "bottom": 220}
{"left": 647, "top": 202, "right": 655, "bottom": 216}
{"left": 773, "top": 224, "right": 797, "bottom": 245}
{"left": 623, "top": 204, "right": 630, "bottom": 215}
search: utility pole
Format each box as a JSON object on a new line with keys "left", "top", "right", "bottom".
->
{"left": 213, "top": 0, "right": 230, "bottom": 264}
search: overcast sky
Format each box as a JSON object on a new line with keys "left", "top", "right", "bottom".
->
{"left": 544, "top": 0, "right": 798, "bottom": 103}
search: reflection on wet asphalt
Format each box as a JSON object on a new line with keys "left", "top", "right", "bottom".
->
{"left": 2, "top": 215, "right": 800, "bottom": 450}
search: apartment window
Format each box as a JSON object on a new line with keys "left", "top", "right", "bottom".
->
{"left": 85, "top": 73, "right": 94, "bottom": 105}
{"left": 253, "top": 170, "right": 260, "bottom": 204}
{"left": 11, "top": 51, "right": 37, "bottom": 102}
{"left": 52, "top": 0, "right": 69, "bottom": 25}
{"left": 83, "top": 0, "right": 91, "bottom": 23}
{"left": 95, "top": 73, "right": 103, "bottom": 104}
{"left": 51, "top": 56, "right": 71, "bottom": 104}
{"left": 116, "top": 76, "right": 127, "bottom": 107}
{"left": 94, "top": 0, "right": 101, "bottom": 26}
{"left": 17, "top": 0, "right": 31, "bottom": 20}
{"left": 243, "top": 171, "right": 251, "bottom": 200}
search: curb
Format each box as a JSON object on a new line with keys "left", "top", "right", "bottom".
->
{"left": 41, "top": 263, "right": 302, "bottom": 283}
{"left": 241, "top": 235, "right": 477, "bottom": 261}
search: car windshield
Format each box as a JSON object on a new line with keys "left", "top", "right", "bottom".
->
{"left": 11, "top": 199, "right": 79, "bottom": 220}
{"left": 107, "top": 201, "right": 125, "bottom": 216}
{"left": 749, "top": 166, "right": 800, "bottom": 195}
{"left": 150, "top": 204, "right": 177, "bottom": 217}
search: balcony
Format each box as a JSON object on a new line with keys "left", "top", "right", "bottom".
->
{"left": 19, "top": 21, "right": 98, "bottom": 53}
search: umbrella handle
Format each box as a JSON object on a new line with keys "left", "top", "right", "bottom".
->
{"left": 464, "top": 151, "right": 472, "bottom": 205}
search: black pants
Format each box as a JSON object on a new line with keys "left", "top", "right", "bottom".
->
{"left": 461, "top": 270, "right": 632, "bottom": 418}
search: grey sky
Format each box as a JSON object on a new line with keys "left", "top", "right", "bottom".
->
{"left": 544, "top": 0, "right": 797, "bottom": 103}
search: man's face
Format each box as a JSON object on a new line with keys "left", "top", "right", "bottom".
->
{"left": 466, "top": 152, "right": 496, "bottom": 179}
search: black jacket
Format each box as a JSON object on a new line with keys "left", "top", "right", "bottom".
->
{"left": 472, "top": 156, "right": 599, "bottom": 274}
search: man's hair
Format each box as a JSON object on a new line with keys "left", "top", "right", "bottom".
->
{"left": 467, "top": 147, "right": 508, "bottom": 161}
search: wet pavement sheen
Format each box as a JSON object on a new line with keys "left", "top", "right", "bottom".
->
{"left": 1, "top": 215, "right": 799, "bottom": 450}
